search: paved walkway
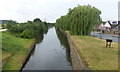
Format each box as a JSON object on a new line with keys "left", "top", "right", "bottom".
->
{"left": 0, "top": 29, "right": 7, "bottom": 31}
{"left": 91, "top": 32, "right": 120, "bottom": 43}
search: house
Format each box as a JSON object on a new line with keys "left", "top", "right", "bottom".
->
{"left": 104, "top": 21, "right": 111, "bottom": 28}
{"left": 97, "top": 23, "right": 104, "bottom": 33}
{"left": 102, "top": 21, "right": 119, "bottom": 29}
{"left": 108, "top": 21, "right": 118, "bottom": 29}
{"left": 98, "top": 23, "right": 104, "bottom": 29}
{"left": 105, "top": 21, "right": 119, "bottom": 34}
{"left": 96, "top": 21, "right": 119, "bottom": 34}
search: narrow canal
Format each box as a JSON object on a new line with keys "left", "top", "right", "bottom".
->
{"left": 22, "top": 27, "right": 72, "bottom": 70}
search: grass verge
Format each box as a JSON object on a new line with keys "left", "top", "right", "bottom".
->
{"left": 71, "top": 35, "right": 119, "bottom": 70}
{"left": 2, "top": 31, "right": 35, "bottom": 70}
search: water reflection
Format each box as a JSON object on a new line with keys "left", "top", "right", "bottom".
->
{"left": 21, "top": 31, "right": 44, "bottom": 70}
{"left": 35, "top": 31, "right": 44, "bottom": 43}
{"left": 56, "top": 29, "right": 71, "bottom": 63}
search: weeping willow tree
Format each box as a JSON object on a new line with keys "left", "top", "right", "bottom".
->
{"left": 55, "top": 5, "right": 102, "bottom": 35}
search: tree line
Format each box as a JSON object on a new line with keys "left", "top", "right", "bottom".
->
{"left": 55, "top": 5, "right": 102, "bottom": 35}
{"left": 6, "top": 18, "right": 49, "bottom": 38}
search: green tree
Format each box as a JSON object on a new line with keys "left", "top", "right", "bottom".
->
{"left": 33, "top": 18, "right": 42, "bottom": 22}
{"left": 6, "top": 18, "right": 49, "bottom": 39}
{"left": 6, "top": 20, "right": 17, "bottom": 30}
{"left": 55, "top": 5, "right": 102, "bottom": 35}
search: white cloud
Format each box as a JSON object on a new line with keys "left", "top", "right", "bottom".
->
{"left": 0, "top": 0, "right": 119, "bottom": 22}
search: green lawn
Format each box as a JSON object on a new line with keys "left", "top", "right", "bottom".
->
{"left": 2, "top": 31, "right": 35, "bottom": 70}
{"left": 71, "top": 36, "right": 119, "bottom": 70}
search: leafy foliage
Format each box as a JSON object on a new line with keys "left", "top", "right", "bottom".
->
{"left": 56, "top": 5, "right": 102, "bottom": 35}
{"left": 1, "top": 24, "right": 6, "bottom": 29}
{"left": 6, "top": 18, "right": 48, "bottom": 38}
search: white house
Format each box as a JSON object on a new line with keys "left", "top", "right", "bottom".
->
{"left": 104, "top": 21, "right": 111, "bottom": 28}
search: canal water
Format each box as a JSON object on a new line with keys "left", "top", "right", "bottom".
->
{"left": 22, "top": 27, "right": 72, "bottom": 70}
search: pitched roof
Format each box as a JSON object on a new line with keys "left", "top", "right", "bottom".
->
{"left": 108, "top": 21, "right": 118, "bottom": 25}
{"left": 104, "top": 21, "right": 111, "bottom": 27}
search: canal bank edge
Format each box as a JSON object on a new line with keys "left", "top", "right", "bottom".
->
{"left": 63, "top": 31, "right": 88, "bottom": 70}
{"left": 20, "top": 39, "right": 36, "bottom": 72}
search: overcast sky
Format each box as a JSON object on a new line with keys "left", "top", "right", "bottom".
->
{"left": 0, "top": 0, "right": 119, "bottom": 23}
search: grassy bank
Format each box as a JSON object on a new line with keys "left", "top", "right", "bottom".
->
{"left": 2, "top": 31, "right": 35, "bottom": 70}
{"left": 70, "top": 35, "right": 118, "bottom": 70}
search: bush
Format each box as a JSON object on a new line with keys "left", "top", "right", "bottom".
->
{"left": 1, "top": 24, "right": 6, "bottom": 29}
{"left": 21, "top": 29, "right": 35, "bottom": 38}
{"left": 6, "top": 18, "right": 48, "bottom": 39}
